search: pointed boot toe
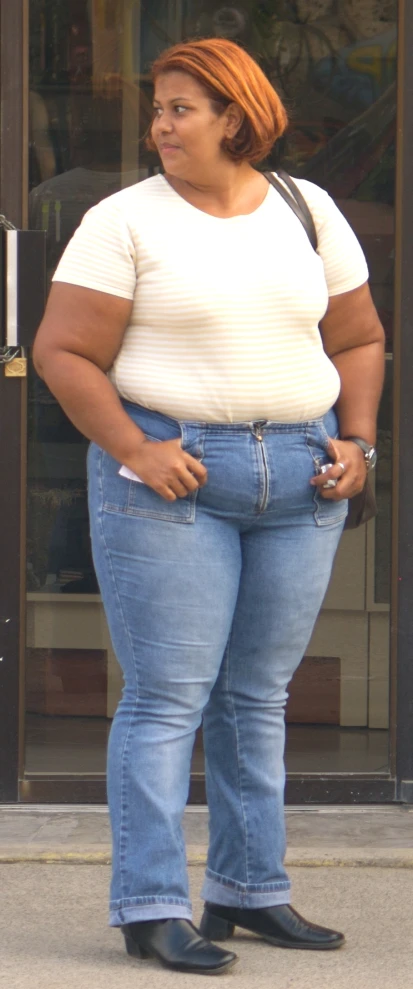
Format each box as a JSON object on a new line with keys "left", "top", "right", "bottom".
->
{"left": 200, "top": 903, "right": 345, "bottom": 950}
{"left": 122, "top": 918, "right": 238, "bottom": 973}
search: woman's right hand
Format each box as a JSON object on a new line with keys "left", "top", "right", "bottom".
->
{"left": 127, "top": 438, "right": 208, "bottom": 501}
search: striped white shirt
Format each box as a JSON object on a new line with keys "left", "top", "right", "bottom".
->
{"left": 52, "top": 173, "right": 368, "bottom": 423}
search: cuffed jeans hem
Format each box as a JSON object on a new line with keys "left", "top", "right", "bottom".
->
{"left": 109, "top": 900, "right": 192, "bottom": 927}
{"left": 201, "top": 872, "right": 291, "bottom": 909}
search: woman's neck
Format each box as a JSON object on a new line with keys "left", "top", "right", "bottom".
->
{"left": 164, "top": 163, "right": 267, "bottom": 218}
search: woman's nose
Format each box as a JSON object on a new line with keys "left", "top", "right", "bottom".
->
{"left": 156, "top": 113, "right": 173, "bottom": 134}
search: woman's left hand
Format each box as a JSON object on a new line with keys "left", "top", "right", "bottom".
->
{"left": 310, "top": 438, "right": 367, "bottom": 501}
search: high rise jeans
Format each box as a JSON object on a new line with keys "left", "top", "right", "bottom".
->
{"left": 87, "top": 401, "right": 347, "bottom": 927}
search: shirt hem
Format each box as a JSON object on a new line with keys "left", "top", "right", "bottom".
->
{"left": 327, "top": 273, "right": 369, "bottom": 297}
{"left": 51, "top": 276, "right": 134, "bottom": 300}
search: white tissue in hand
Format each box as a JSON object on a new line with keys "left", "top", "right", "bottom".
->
{"left": 119, "top": 465, "right": 144, "bottom": 483}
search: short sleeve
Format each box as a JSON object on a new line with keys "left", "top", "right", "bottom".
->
{"left": 52, "top": 198, "right": 136, "bottom": 300}
{"left": 295, "top": 180, "right": 369, "bottom": 298}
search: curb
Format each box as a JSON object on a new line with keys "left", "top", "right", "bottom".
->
{"left": 1, "top": 846, "right": 413, "bottom": 868}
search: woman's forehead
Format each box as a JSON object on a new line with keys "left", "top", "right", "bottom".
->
{"left": 154, "top": 71, "right": 208, "bottom": 102}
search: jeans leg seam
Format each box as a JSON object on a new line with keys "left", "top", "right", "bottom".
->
{"left": 225, "top": 631, "right": 251, "bottom": 888}
{"left": 95, "top": 450, "right": 140, "bottom": 906}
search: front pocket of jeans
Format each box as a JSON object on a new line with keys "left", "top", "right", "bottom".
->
{"left": 101, "top": 448, "right": 197, "bottom": 523}
{"left": 305, "top": 422, "right": 331, "bottom": 471}
{"left": 305, "top": 423, "right": 348, "bottom": 527}
{"left": 312, "top": 489, "right": 348, "bottom": 527}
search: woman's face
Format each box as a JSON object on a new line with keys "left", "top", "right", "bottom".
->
{"left": 151, "top": 71, "right": 237, "bottom": 181}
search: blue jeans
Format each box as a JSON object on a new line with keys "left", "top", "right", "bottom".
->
{"left": 87, "top": 402, "right": 347, "bottom": 926}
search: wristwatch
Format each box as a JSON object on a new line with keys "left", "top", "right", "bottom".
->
{"left": 343, "top": 437, "right": 377, "bottom": 472}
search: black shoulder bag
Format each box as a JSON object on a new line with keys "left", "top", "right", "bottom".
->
{"left": 264, "top": 170, "right": 377, "bottom": 530}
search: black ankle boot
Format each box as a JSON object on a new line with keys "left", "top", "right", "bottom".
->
{"left": 122, "top": 918, "right": 238, "bottom": 973}
{"left": 199, "top": 903, "right": 345, "bottom": 950}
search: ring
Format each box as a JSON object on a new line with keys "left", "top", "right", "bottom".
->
{"left": 337, "top": 462, "right": 346, "bottom": 473}
{"left": 323, "top": 478, "right": 337, "bottom": 489}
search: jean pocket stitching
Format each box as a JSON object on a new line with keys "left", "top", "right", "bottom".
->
{"left": 305, "top": 424, "right": 327, "bottom": 471}
{"left": 100, "top": 428, "right": 203, "bottom": 522}
{"left": 312, "top": 489, "right": 348, "bottom": 527}
{"left": 102, "top": 502, "right": 196, "bottom": 522}
{"left": 103, "top": 470, "right": 198, "bottom": 522}
{"left": 104, "top": 458, "right": 198, "bottom": 521}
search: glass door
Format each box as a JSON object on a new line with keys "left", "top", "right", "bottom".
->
{"left": 19, "top": 0, "right": 397, "bottom": 801}
{"left": 25, "top": 0, "right": 150, "bottom": 785}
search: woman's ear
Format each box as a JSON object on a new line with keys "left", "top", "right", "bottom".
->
{"left": 224, "top": 102, "right": 244, "bottom": 138}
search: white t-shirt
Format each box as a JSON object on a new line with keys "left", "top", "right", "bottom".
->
{"left": 52, "top": 173, "right": 368, "bottom": 423}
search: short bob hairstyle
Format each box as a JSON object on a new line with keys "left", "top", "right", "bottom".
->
{"left": 146, "top": 38, "right": 288, "bottom": 164}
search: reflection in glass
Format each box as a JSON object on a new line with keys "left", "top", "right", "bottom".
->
{"left": 26, "top": 0, "right": 395, "bottom": 776}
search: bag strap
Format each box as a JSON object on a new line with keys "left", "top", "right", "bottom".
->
{"left": 263, "top": 169, "right": 318, "bottom": 252}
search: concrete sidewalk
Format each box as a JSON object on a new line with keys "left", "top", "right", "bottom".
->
{"left": 2, "top": 862, "right": 412, "bottom": 989}
{"left": 1, "top": 804, "right": 413, "bottom": 866}
{"left": 2, "top": 806, "right": 413, "bottom": 988}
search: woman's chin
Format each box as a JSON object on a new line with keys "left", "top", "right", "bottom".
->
{"left": 159, "top": 155, "right": 180, "bottom": 175}
{"left": 162, "top": 162, "right": 190, "bottom": 182}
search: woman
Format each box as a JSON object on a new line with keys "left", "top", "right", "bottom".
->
{"left": 33, "top": 38, "right": 385, "bottom": 976}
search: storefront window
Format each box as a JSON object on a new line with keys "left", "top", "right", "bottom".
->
{"left": 25, "top": 0, "right": 395, "bottom": 778}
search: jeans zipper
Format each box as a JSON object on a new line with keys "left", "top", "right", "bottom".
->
{"left": 252, "top": 421, "right": 269, "bottom": 512}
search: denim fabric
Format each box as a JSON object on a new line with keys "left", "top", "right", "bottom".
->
{"left": 87, "top": 403, "right": 346, "bottom": 926}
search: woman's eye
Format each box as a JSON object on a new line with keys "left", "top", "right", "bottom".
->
{"left": 152, "top": 105, "right": 187, "bottom": 116}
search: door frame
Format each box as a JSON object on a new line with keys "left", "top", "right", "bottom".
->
{"left": 0, "top": 0, "right": 411, "bottom": 804}
{"left": 0, "top": 0, "right": 27, "bottom": 802}
{"left": 392, "top": 0, "right": 413, "bottom": 803}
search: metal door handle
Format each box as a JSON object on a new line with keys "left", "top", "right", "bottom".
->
{"left": 1, "top": 228, "right": 46, "bottom": 348}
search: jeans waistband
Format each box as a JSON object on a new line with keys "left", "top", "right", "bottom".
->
{"left": 121, "top": 399, "right": 334, "bottom": 434}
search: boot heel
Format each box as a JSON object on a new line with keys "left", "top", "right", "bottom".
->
{"left": 199, "top": 911, "right": 235, "bottom": 941}
{"left": 123, "top": 932, "right": 150, "bottom": 959}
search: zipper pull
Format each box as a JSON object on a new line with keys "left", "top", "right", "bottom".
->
{"left": 252, "top": 422, "right": 264, "bottom": 441}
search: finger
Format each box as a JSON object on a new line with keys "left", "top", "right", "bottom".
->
{"left": 155, "top": 485, "right": 177, "bottom": 502}
{"left": 311, "top": 468, "right": 339, "bottom": 485}
{"left": 319, "top": 477, "right": 364, "bottom": 500}
{"left": 326, "top": 437, "right": 340, "bottom": 461}
{"left": 319, "top": 484, "right": 346, "bottom": 500}
{"left": 311, "top": 464, "right": 346, "bottom": 488}
{"left": 311, "top": 474, "right": 336, "bottom": 489}
{"left": 319, "top": 482, "right": 348, "bottom": 501}
{"left": 183, "top": 452, "right": 208, "bottom": 484}
{"left": 174, "top": 467, "right": 200, "bottom": 494}
{"left": 169, "top": 439, "right": 208, "bottom": 484}
{"left": 168, "top": 477, "right": 191, "bottom": 498}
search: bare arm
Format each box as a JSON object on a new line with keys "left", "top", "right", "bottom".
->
{"left": 33, "top": 283, "right": 207, "bottom": 500}
{"left": 33, "top": 282, "right": 145, "bottom": 461}
{"left": 312, "top": 281, "right": 385, "bottom": 500}
{"left": 320, "top": 281, "right": 385, "bottom": 445}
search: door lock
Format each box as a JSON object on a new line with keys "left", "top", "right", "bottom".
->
{"left": 0, "top": 346, "right": 27, "bottom": 377}
{"left": 4, "top": 355, "right": 27, "bottom": 377}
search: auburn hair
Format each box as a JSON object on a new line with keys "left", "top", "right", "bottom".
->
{"left": 146, "top": 38, "right": 288, "bottom": 164}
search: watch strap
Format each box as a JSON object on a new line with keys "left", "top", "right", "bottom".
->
{"left": 342, "top": 436, "right": 377, "bottom": 471}
{"left": 342, "top": 436, "right": 372, "bottom": 454}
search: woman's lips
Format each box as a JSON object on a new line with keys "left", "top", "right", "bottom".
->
{"left": 160, "top": 144, "right": 180, "bottom": 153}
